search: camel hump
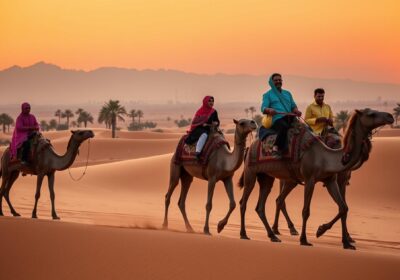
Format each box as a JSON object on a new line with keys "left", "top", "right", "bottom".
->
{"left": 28, "top": 133, "right": 52, "bottom": 161}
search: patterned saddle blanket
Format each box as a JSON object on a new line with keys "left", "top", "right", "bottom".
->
{"left": 249, "top": 124, "right": 317, "bottom": 165}
{"left": 174, "top": 133, "right": 230, "bottom": 166}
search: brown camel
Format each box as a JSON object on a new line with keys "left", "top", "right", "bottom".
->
{"left": 271, "top": 137, "right": 371, "bottom": 247}
{"left": 0, "top": 130, "right": 94, "bottom": 219}
{"left": 163, "top": 119, "right": 257, "bottom": 234}
{"left": 231, "top": 109, "right": 393, "bottom": 249}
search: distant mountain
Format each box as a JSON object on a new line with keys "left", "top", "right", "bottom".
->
{"left": 0, "top": 62, "right": 399, "bottom": 105}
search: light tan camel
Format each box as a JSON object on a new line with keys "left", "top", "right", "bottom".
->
{"left": 163, "top": 119, "right": 257, "bottom": 234}
{"left": 231, "top": 109, "right": 393, "bottom": 249}
{"left": 0, "top": 130, "right": 94, "bottom": 219}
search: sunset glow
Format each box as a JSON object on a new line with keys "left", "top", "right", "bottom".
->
{"left": 1, "top": 0, "right": 399, "bottom": 83}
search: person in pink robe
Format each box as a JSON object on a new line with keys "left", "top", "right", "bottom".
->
{"left": 10, "top": 102, "right": 40, "bottom": 161}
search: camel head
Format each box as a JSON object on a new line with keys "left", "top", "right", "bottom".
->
{"left": 233, "top": 119, "right": 257, "bottom": 137}
{"left": 355, "top": 108, "right": 394, "bottom": 131}
{"left": 70, "top": 130, "right": 95, "bottom": 144}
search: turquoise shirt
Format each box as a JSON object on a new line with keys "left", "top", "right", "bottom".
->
{"left": 260, "top": 76, "right": 297, "bottom": 124}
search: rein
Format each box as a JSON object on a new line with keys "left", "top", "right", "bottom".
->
{"left": 68, "top": 138, "right": 91, "bottom": 181}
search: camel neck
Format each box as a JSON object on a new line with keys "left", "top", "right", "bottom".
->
{"left": 226, "top": 130, "right": 248, "bottom": 171}
{"left": 326, "top": 118, "right": 370, "bottom": 173}
{"left": 51, "top": 138, "right": 82, "bottom": 171}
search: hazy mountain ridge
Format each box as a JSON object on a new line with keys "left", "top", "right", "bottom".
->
{"left": 0, "top": 62, "right": 399, "bottom": 105}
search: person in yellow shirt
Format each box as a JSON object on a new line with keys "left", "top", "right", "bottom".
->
{"left": 305, "top": 88, "right": 334, "bottom": 135}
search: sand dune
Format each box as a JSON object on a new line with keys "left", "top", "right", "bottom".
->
{"left": 1, "top": 217, "right": 399, "bottom": 280}
{"left": 0, "top": 128, "right": 399, "bottom": 279}
{"left": 374, "top": 128, "right": 400, "bottom": 137}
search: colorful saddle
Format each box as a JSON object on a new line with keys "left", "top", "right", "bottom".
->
{"left": 174, "top": 132, "right": 230, "bottom": 166}
{"left": 249, "top": 123, "right": 317, "bottom": 165}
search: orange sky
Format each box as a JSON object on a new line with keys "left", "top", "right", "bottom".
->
{"left": 1, "top": 0, "right": 399, "bottom": 83}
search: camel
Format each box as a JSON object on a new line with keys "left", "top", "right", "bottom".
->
{"left": 272, "top": 141, "right": 371, "bottom": 247}
{"left": 163, "top": 119, "right": 257, "bottom": 234}
{"left": 229, "top": 109, "right": 393, "bottom": 249}
{"left": 0, "top": 130, "right": 94, "bottom": 219}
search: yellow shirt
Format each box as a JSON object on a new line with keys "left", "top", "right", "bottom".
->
{"left": 305, "top": 102, "right": 333, "bottom": 134}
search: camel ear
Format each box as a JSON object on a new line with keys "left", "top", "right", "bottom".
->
{"left": 355, "top": 109, "right": 363, "bottom": 115}
{"left": 71, "top": 130, "right": 76, "bottom": 134}
{"left": 233, "top": 119, "right": 238, "bottom": 124}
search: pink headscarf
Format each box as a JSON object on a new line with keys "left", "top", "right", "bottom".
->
{"left": 188, "top": 96, "right": 215, "bottom": 133}
{"left": 10, "top": 102, "right": 39, "bottom": 159}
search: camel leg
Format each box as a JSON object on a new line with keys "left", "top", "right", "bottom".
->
{"left": 162, "top": 163, "right": 181, "bottom": 229}
{"left": 239, "top": 171, "right": 257, "bottom": 240}
{"left": 203, "top": 177, "right": 217, "bottom": 235}
{"left": 255, "top": 173, "right": 280, "bottom": 242}
{"left": 0, "top": 174, "right": 8, "bottom": 216}
{"left": 3, "top": 171, "right": 20, "bottom": 216}
{"left": 338, "top": 177, "right": 355, "bottom": 243}
{"left": 48, "top": 172, "right": 60, "bottom": 220}
{"left": 32, "top": 174, "right": 45, "bottom": 219}
{"left": 217, "top": 176, "right": 236, "bottom": 233}
{"left": 273, "top": 180, "right": 298, "bottom": 236}
{"left": 300, "top": 179, "right": 316, "bottom": 246}
{"left": 177, "top": 170, "right": 194, "bottom": 233}
{"left": 316, "top": 178, "right": 353, "bottom": 249}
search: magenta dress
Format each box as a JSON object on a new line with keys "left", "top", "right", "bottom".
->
{"left": 10, "top": 107, "right": 39, "bottom": 159}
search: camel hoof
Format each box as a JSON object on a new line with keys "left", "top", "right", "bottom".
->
{"left": 240, "top": 235, "right": 250, "bottom": 240}
{"left": 290, "top": 227, "right": 299, "bottom": 236}
{"left": 217, "top": 220, "right": 226, "bottom": 233}
{"left": 343, "top": 243, "right": 356, "bottom": 250}
{"left": 300, "top": 239, "right": 313, "bottom": 246}
{"left": 12, "top": 212, "right": 21, "bottom": 217}
{"left": 32, "top": 214, "right": 38, "bottom": 219}
{"left": 162, "top": 223, "right": 168, "bottom": 230}
{"left": 52, "top": 216, "right": 60, "bottom": 220}
{"left": 203, "top": 227, "right": 211, "bottom": 235}
{"left": 186, "top": 227, "right": 195, "bottom": 233}
{"left": 272, "top": 227, "right": 281, "bottom": 235}
{"left": 270, "top": 235, "right": 281, "bottom": 242}
{"left": 347, "top": 236, "right": 356, "bottom": 243}
{"left": 316, "top": 224, "right": 329, "bottom": 238}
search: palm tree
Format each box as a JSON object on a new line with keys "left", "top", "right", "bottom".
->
{"left": 54, "top": 109, "right": 62, "bottom": 126}
{"left": 0, "top": 113, "right": 7, "bottom": 133}
{"left": 98, "top": 106, "right": 111, "bottom": 129}
{"left": 49, "top": 119, "right": 58, "bottom": 130}
{"left": 334, "top": 110, "right": 350, "bottom": 131}
{"left": 0, "top": 113, "right": 14, "bottom": 133}
{"left": 70, "top": 121, "right": 78, "bottom": 128}
{"left": 75, "top": 108, "right": 84, "bottom": 116}
{"left": 3, "top": 114, "right": 14, "bottom": 133}
{"left": 128, "top": 109, "right": 137, "bottom": 125}
{"left": 248, "top": 106, "right": 256, "bottom": 119}
{"left": 136, "top": 110, "right": 144, "bottom": 124}
{"left": 62, "top": 109, "right": 74, "bottom": 128}
{"left": 393, "top": 103, "right": 400, "bottom": 126}
{"left": 77, "top": 111, "right": 94, "bottom": 128}
{"left": 40, "top": 120, "right": 49, "bottom": 131}
{"left": 244, "top": 108, "right": 249, "bottom": 117}
{"left": 98, "top": 100, "right": 127, "bottom": 138}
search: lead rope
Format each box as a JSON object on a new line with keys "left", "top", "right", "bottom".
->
{"left": 68, "top": 138, "right": 91, "bottom": 181}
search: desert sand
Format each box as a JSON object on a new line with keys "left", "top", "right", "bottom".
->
{"left": 0, "top": 128, "right": 399, "bottom": 280}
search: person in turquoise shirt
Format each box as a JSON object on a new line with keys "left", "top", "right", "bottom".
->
{"left": 260, "top": 73, "right": 302, "bottom": 156}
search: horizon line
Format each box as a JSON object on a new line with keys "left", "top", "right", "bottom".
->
{"left": 2, "top": 61, "right": 400, "bottom": 86}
